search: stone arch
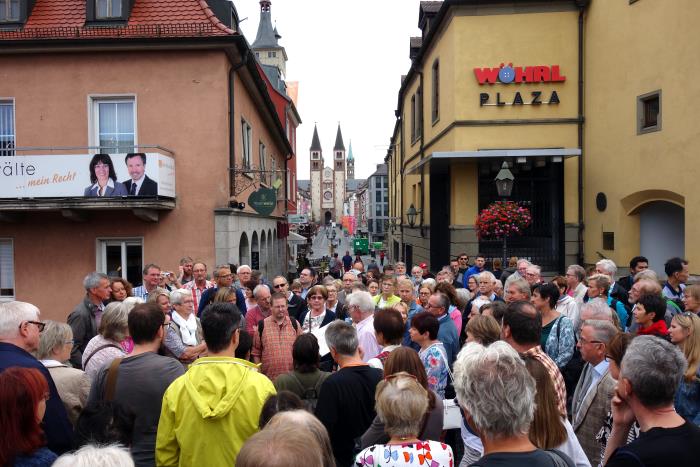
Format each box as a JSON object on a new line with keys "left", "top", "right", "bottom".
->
{"left": 251, "top": 231, "right": 259, "bottom": 271}
{"left": 239, "top": 232, "right": 250, "bottom": 266}
{"left": 267, "top": 229, "right": 273, "bottom": 274}
{"left": 260, "top": 230, "right": 267, "bottom": 277}
{"left": 620, "top": 189, "right": 684, "bottom": 216}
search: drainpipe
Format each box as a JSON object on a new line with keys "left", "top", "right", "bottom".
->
{"left": 229, "top": 49, "right": 250, "bottom": 201}
{"left": 399, "top": 116, "right": 405, "bottom": 261}
{"left": 418, "top": 70, "right": 425, "bottom": 231}
{"left": 577, "top": 4, "right": 585, "bottom": 266}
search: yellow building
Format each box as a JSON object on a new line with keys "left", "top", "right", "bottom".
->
{"left": 387, "top": 0, "right": 699, "bottom": 274}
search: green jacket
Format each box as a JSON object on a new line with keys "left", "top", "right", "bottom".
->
{"left": 156, "top": 356, "right": 275, "bottom": 466}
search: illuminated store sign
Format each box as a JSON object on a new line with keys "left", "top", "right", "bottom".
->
{"left": 474, "top": 63, "right": 565, "bottom": 106}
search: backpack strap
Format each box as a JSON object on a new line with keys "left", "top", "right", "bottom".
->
{"left": 83, "top": 343, "right": 122, "bottom": 368}
{"left": 259, "top": 317, "right": 299, "bottom": 342}
{"left": 545, "top": 449, "right": 575, "bottom": 467}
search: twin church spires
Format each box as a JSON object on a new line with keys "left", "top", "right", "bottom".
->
{"left": 310, "top": 124, "right": 354, "bottom": 181}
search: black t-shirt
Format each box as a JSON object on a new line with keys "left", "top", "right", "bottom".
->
{"left": 470, "top": 449, "right": 573, "bottom": 467}
{"left": 605, "top": 421, "right": 700, "bottom": 467}
{"left": 315, "top": 365, "right": 383, "bottom": 467}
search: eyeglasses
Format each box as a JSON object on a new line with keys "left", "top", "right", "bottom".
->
{"left": 64, "top": 339, "right": 76, "bottom": 345}
{"left": 273, "top": 283, "right": 287, "bottom": 289}
{"left": 578, "top": 336, "right": 603, "bottom": 345}
{"left": 19, "top": 321, "right": 45, "bottom": 332}
{"left": 459, "top": 257, "right": 468, "bottom": 261}
{"left": 308, "top": 295, "right": 325, "bottom": 301}
{"left": 162, "top": 323, "right": 170, "bottom": 329}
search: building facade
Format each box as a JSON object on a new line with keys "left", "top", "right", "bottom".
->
{"left": 367, "top": 164, "right": 389, "bottom": 244}
{"left": 308, "top": 124, "right": 349, "bottom": 224}
{"left": 387, "top": 0, "right": 700, "bottom": 275}
{"left": 0, "top": 0, "right": 296, "bottom": 318}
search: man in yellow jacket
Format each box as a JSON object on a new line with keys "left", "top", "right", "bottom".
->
{"left": 156, "top": 302, "right": 275, "bottom": 466}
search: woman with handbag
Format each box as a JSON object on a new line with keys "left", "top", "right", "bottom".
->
{"left": 355, "top": 372, "right": 454, "bottom": 466}
{"left": 81, "top": 302, "right": 128, "bottom": 380}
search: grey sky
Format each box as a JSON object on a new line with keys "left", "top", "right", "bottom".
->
{"left": 234, "top": 0, "right": 423, "bottom": 179}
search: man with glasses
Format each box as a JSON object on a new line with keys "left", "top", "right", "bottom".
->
{"left": 272, "top": 275, "right": 307, "bottom": 322}
{"left": 0, "top": 301, "right": 73, "bottom": 454}
{"left": 572, "top": 319, "right": 617, "bottom": 465}
{"left": 197, "top": 265, "right": 246, "bottom": 316}
{"left": 133, "top": 263, "right": 162, "bottom": 301}
{"left": 455, "top": 253, "right": 470, "bottom": 285}
{"left": 426, "top": 292, "right": 459, "bottom": 366}
{"left": 68, "top": 271, "right": 112, "bottom": 368}
{"left": 252, "top": 293, "right": 302, "bottom": 380}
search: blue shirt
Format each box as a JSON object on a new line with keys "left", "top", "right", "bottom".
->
{"left": 402, "top": 302, "right": 424, "bottom": 350}
{"left": 462, "top": 265, "right": 484, "bottom": 288}
{"left": 437, "top": 313, "right": 460, "bottom": 366}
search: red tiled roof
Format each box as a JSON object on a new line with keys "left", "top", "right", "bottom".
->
{"left": 0, "top": 0, "right": 235, "bottom": 41}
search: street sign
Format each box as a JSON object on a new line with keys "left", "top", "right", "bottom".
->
{"left": 288, "top": 214, "right": 308, "bottom": 224}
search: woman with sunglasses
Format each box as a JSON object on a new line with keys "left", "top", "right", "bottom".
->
{"left": 37, "top": 321, "right": 90, "bottom": 427}
{"left": 0, "top": 367, "right": 58, "bottom": 466}
{"left": 669, "top": 312, "right": 700, "bottom": 425}
{"left": 299, "top": 285, "right": 336, "bottom": 333}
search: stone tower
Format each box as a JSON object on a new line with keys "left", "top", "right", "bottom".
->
{"left": 251, "top": 1, "right": 288, "bottom": 77}
{"left": 347, "top": 140, "right": 355, "bottom": 180}
{"left": 310, "top": 125, "right": 323, "bottom": 223}
{"left": 333, "top": 124, "right": 346, "bottom": 222}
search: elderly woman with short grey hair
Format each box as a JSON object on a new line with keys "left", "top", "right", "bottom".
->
{"left": 355, "top": 372, "right": 454, "bottom": 466}
{"left": 38, "top": 321, "right": 91, "bottom": 426}
{"left": 81, "top": 301, "right": 128, "bottom": 380}
{"left": 164, "top": 288, "right": 206, "bottom": 366}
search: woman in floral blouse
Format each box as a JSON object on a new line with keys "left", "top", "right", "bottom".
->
{"left": 355, "top": 373, "right": 454, "bottom": 467}
{"left": 532, "top": 283, "right": 575, "bottom": 369}
{"left": 409, "top": 312, "right": 449, "bottom": 399}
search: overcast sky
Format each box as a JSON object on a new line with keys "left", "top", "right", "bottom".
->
{"left": 234, "top": 0, "right": 424, "bottom": 180}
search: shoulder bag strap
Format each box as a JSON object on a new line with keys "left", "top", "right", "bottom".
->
{"left": 290, "top": 371, "right": 310, "bottom": 394}
{"left": 103, "top": 358, "right": 123, "bottom": 401}
{"left": 83, "top": 343, "right": 122, "bottom": 368}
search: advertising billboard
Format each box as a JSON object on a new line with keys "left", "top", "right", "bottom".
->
{"left": 0, "top": 152, "right": 175, "bottom": 198}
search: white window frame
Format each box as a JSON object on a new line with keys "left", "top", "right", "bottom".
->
{"left": 96, "top": 237, "right": 144, "bottom": 282}
{"left": 241, "top": 119, "right": 252, "bottom": 170}
{"left": 0, "top": 0, "right": 20, "bottom": 22}
{"left": 0, "top": 98, "right": 15, "bottom": 157}
{"left": 95, "top": 0, "right": 122, "bottom": 20}
{"left": 0, "top": 238, "right": 15, "bottom": 301}
{"left": 88, "top": 95, "right": 137, "bottom": 154}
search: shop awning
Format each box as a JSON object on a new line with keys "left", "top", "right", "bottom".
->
{"left": 406, "top": 148, "right": 581, "bottom": 174}
{"left": 287, "top": 232, "right": 307, "bottom": 245}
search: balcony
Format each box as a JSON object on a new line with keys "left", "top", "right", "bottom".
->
{"left": 0, "top": 145, "right": 176, "bottom": 222}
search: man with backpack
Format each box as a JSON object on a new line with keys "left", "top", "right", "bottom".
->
{"left": 273, "top": 333, "right": 330, "bottom": 410}
{"left": 252, "top": 293, "right": 303, "bottom": 380}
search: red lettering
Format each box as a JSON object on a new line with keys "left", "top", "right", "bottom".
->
{"left": 473, "top": 67, "right": 500, "bottom": 84}
{"left": 550, "top": 65, "right": 566, "bottom": 82}
{"left": 515, "top": 66, "right": 533, "bottom": 83}
{"left": 532, "top": 66, "right": 550, "bottom": 82}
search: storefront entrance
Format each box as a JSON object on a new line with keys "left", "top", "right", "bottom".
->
{"left": 477, "top": 159, "right": 564, "bottom": 272}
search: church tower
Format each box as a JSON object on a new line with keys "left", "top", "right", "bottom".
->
{"left": 251, "top": 1, "right": 288, "bottom": 77}
{"left": 310, "top": 125, "right": 323, "bottom": 223}
{"left": 333, "top": 124, "right": 346, "bottom": 222}
{"left": 347, "top": 140, "right": 355, "bottom": 180}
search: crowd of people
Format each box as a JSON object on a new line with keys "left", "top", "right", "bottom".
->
{"left": 0, "top": 252, "right": 699, "bottom": 466}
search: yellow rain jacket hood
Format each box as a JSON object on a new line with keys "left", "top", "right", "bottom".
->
{"left": 156, "top": 356, "right": 275, "bottom": 466}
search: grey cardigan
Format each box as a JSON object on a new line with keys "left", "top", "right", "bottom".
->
{"left": 360, "top": 391, "right": 444, "bottom": 448}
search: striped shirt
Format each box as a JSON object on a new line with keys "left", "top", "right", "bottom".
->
{"left": 183, "top": 280, "right": 215, "bottom": 314}
{"left": 252, "top": 316, "right": 302, "bottom": 380}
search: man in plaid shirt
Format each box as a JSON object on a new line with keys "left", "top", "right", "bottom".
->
{"left": 501, "top": 300, "right": 568, "bottom": 417}
{"left": 183, "top": 262, "right": 214, "bottom": 315}
{"left": 252, "top": 292, "right": 302, "bottom": 380}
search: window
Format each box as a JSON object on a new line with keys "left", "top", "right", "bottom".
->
{"left": 432, "top": 59, "right": 440, "bottom": 123}
{"left": 376, "top": 205, "right": 382, "bottom": 217}
{"left": 92, "top": 98, "right": 135, "bottom": 153}
{"left": 376, "top": 190, "right": 382, "bottom": 203}
{"left": 241, "top": 119, "right": 252, "bottom": 169}
{"left": 0, "top": 100, "right": 14, "bottom": 156}
{"left": 259, "top": 141, "right": 266, "bottom": 183}
{"left": 270, "top": 157, "right": 276, "bottom": 189}
{"left": 96, "top": 0, "right": 122, "bottom": 19}
{"left": 637, "top": 90, "right": 661, "bottom": 134}
{"left": 0, "top": 239, "right": 14, "bottom": 300}
{"left": 97, "top": 239, "right": 143, "bottom": 287}
{"left": 410, "top": 94, "right": 416, "bottom": 141}
{"left": 0, "top": 0, "right": 19, "bottom": 22}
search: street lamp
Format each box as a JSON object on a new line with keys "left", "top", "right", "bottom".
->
{"left": 494, "top": 162, "right": 515, "bottom": 197}
{"left": 406, "top": 204, "right": 418, "bottom": 228}
{"left": 494, "top": 162, "right": 515, "bottom": 263}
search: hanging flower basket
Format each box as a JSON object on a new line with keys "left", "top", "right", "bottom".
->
{"left": 475, "top": 201, "right": 532, "bottom": 240}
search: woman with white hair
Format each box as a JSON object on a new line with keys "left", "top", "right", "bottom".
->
{"left": 163, "top": 289, "right": 206, "bottom": 366}
{"left": 37, "top": 321, "right": 91, "bottom": 426}
{"left": 81, "top": 302, "right": 128, "bottom": 380}
{"left": 355, "top": 373, "right": 454, "bottom": 466}
{"left": 53, "top": 444, "right": 134, "bottom": 467}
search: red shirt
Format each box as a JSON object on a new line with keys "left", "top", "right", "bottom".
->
{"left": 252, "top": 316, "right": 302, "bottom": 380}
{"left": 637, "top": 319, "right": 669, "bottom": 337}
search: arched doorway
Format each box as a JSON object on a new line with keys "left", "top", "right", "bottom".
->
{"left": 324, "top": 211, "right": 332, "bottom": 224}
{"left": 251, "top": 231, "right": 260, "bottom": 271}
{"left": 239, "top": 232, "right": 250, "bottom": 266}
{"left": 639, "top": 201, "right": 684, "bottom": 277}
{"left": 260, "top": 230, "right": 267, "bottom": 277}
{"left": 267, "top": 229, "right": 274, "bottom": 274}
